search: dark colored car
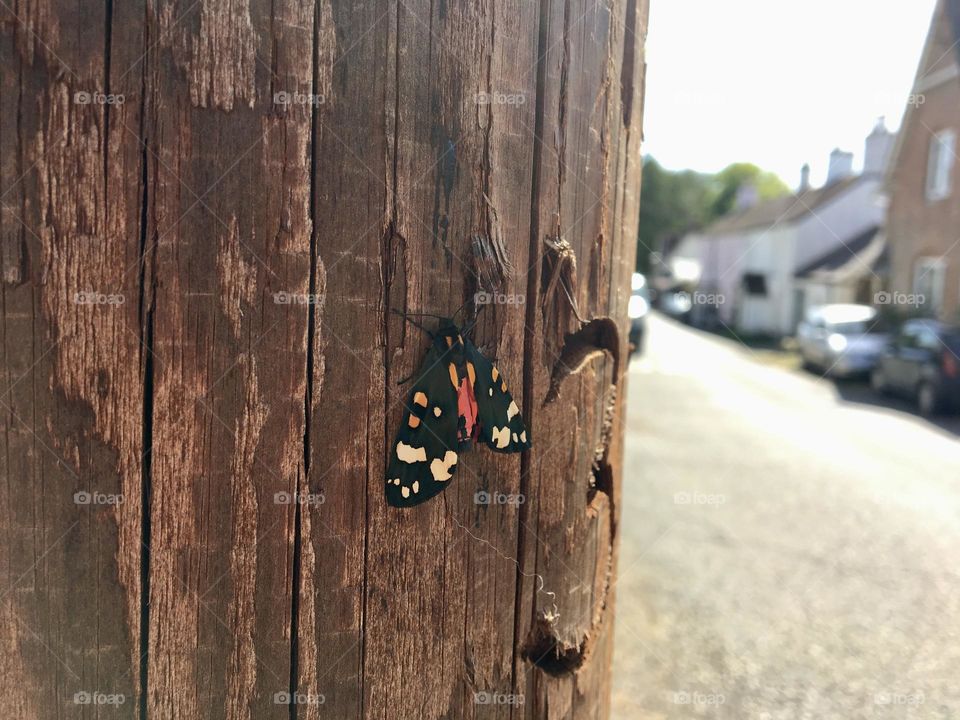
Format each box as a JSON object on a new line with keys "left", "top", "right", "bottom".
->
{"left": 871, "top": 319, "right": 960, "bottom": 417}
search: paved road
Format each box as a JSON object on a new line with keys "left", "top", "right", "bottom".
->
{"left": 611, "top": 313, "right": 960, "bottom": 719}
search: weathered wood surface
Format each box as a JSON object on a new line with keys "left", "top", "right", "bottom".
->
{"left": 0, "top": 0, "right": 647, "bottom": 717}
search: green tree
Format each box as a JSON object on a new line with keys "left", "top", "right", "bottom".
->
{"left": 636, "top": 158, "right": 714, "bottom": 272}
{"left": 710, "top": 162, "right": 790, "bottom": 217}
{"left": 636, "top": 158, "right": 790, "bottom": 273}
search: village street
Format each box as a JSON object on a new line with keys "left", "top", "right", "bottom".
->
{"left": 611, "top": 313, "right": 960, "bottom": 719}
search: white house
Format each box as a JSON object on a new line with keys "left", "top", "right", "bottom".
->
{"left": 670, "top": 121, "right": 894, "bottom": 336}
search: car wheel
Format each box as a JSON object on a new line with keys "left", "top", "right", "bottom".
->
{"left": 870, "top": 368, "right": 887, "bottom": 394}
{"left": 917, "top": 381, "right": 941, "bottom": 418}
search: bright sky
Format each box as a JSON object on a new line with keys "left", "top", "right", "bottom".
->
{"left": 643, "top": 0, "right": 939, "bottom": 188}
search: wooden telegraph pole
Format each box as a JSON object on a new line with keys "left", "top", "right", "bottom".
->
{"left": 0, "top": 0, "right": 647, "bottom": 717}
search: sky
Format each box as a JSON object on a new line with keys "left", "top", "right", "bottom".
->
{"left": 642, "top": 0, "right": 939, "bottom": 188}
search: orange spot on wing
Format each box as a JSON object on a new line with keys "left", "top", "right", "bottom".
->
{"left": 466, "top": 361, "right": 476, "bottom": 386}
{"left": 408, "top": 414, "right": 421, "bottom": 428}
{"left": 413, "top": 391, "right": 428, "bottom": 407}
{"left": 448, "top": 363, "right": 459, "bottom": 389}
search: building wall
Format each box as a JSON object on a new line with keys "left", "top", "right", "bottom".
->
{"left": 737, "top": 224, "right": 797, "bottom": 335}
{"left": 797, "top": 280, "right": 859, "bottom": 311}
{"left": 672, "top": 231, "right": 745, "bottom": 325}
{"left": 888, "top": 46, "right": 960, "bottom": 321}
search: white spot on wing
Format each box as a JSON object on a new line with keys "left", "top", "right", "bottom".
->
{"left": 520, "top": 431, "right": 527, "bottom": 443}
{"left": 433, "top": 406, "right": 442, "bottom": 417}
{"left": 430, "top": 450, "right": 458, "bottom": 481}
{"left": 397, "top": 442, "right": 427, "bottom": 463}
{"left": 401, "top": 486, "right": 410, "bottom": 498}
{"left": 507, "top": 400, "right": 519, "bottom": 420}
{"left": 491, "top": 426, "right": 511, "bottom": 449}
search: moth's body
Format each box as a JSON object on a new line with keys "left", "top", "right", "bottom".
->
{"left": 386, "top": 317, "right": 530, "bottom": 508}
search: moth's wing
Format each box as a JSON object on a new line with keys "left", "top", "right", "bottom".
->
{"left": 464, "top": 339, "right": 531, "bottom": 453}
{"left": 385, "top": 344, "right": 462, "bottom": 507}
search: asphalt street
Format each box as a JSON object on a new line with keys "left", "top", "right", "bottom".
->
{"left": 611, "top": 313, "right": 960, "bottom": 719}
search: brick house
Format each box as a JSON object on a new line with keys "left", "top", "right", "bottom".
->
{"left": 886, "top": 0, "right": 960, "bottom": 321}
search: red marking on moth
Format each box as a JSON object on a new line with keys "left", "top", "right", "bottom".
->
{"left": 457, "top": 377, "right": 479, "bottom": 442}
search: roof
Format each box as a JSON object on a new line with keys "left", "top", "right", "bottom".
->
{"left": 702, "top": 175, "right": 862, "bottom": 236}
{"left": 794, "top": 225, "right": 885, "bottom": 283}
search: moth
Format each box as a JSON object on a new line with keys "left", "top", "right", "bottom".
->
{"left": 386, "top": 315, "right": 531, "bottom": 507}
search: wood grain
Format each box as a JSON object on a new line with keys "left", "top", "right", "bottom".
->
{"left": 0, "top": 0, "right": 146, "bottom": 717}
{"left": 0, "top": 0, "right": 647, "bottom": 716}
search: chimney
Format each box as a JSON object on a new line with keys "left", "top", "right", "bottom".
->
{"left": 826, "top": 148, "right": 854, "bottom": 184}
{"left": 863, "top": 117, "right": 894, "bottom": 176}
{"left": 735, "top": 183, "right": 759, "bottom": 210}
{"left": 799, "top": 163, "right": 811, "bottom": 192}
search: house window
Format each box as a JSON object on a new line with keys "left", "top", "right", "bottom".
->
{"left": 925, "top": 129, "right": 955, "bottom": 202}
{"left": 742, "top": 273, "right": 767, "bottom": 296}
{"left": 913, "top": 257, "right": 946, "bottom": 314}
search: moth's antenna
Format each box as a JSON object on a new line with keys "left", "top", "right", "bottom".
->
{"left": 391, "top": 308, "right": 434, "bottom": 336}
{"left": 395, "top": 310, "right": 447, "bottom": 320}
{"left": 458, "top": 314, "right": 481, "bottom": 341}
{"left": 451, "top": 297, "right": 471, "bottom": 324}
{"left": 459, "top": 296, "right": 489, "bottom": 337}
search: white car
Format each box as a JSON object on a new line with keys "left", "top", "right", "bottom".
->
{"left": 796, "top": 304, "right": 890, "bottom": 377}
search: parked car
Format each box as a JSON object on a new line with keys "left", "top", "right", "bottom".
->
{"left": 796, "top": 304, "right": 890, "bottom": 377}
{"left": 628, "top": 273, "right": 650, "bottom": 355}
{"left": 871, "top": 319, "right": 960, "bottom": 417}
